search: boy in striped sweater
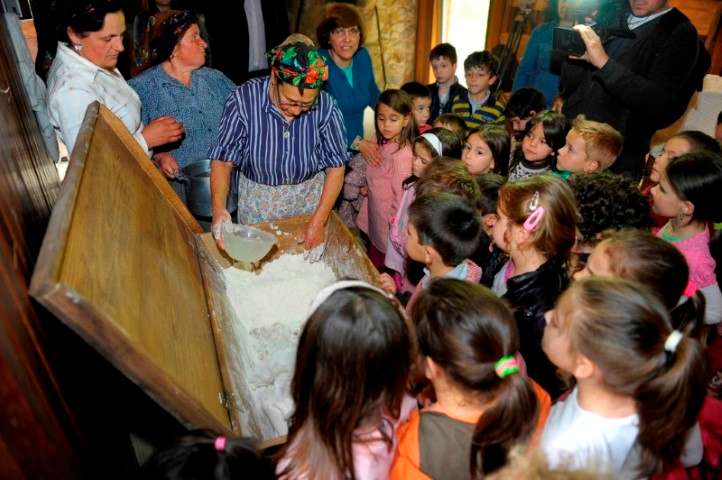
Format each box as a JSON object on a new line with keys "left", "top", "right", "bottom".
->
{"left": 451, "top": 51, "right": 505, "bottom": 130}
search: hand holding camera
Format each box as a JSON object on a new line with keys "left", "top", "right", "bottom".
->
{"left": 553, "top": 25, "right": 609, "bottom": 69}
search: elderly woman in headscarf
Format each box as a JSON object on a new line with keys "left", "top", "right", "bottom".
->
{"left": 209, "top": 35, "right": 349, "bottom": 252}
{"left": 129, "top": 10, "right": 235, "bottom": 209}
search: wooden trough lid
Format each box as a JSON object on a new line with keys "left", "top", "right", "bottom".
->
{"left": 30, "top": 103, "right": 234, "bottom": 432}
{"left": 30, "top": 103, "right": 379, "bottom": 437}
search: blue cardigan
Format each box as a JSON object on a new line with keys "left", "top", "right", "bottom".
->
{"left": 512, "top": 22, "right": 559, "bottom": 107}
{"left": 319, "top": 47, "right": 380, "bottom": 147}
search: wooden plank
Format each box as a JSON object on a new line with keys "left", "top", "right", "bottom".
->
{"left": 30, "top": 103, "right": 232, "bottom": 434}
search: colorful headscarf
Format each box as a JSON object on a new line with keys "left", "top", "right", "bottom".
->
{"left": 267, "top": 42, "right": 329, "bottom": 92}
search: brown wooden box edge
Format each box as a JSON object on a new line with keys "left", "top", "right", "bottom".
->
{"left": 29, "top": 102, "right": 379, "bottom": 437}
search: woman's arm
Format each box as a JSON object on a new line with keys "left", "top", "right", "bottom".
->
{"left": 305, "top": 166, "right": 345, "bottom": 248}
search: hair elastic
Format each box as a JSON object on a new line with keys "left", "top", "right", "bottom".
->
{"left": 214, "top": 436, "right": 226, "bottom": 452}
{"left": 664, "top": 330, "right": 684, "bottom": 354}
{"left": 420, "top": 133, "right": 443, "bottom": 157}
{"left": 522, "top": 191, "right": 545, "bottom": 232}
{"left": 495, "top": 355, "right": 520, "bottom": 378}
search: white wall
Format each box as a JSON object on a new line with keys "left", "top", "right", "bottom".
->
{"left": 441, "top": 0, "right": 492, "bottom": 87}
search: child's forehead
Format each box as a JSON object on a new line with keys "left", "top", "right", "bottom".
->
{"left": 569, "top": 129, "right": 588, "bottom": 144}
{"left": 431, "top": 56, "right": 454, "bottom": 64}
{"left": 465, "top": 65, "right": 491, "bottom": 75}
{"left": 413, "top": 96, "right": 432, "bottom": 104}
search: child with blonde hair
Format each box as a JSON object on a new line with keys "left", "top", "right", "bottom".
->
{"left": 556, "top": 115, "right": 623, "bottom": 177}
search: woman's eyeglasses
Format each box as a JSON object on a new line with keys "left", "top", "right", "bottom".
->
{"left": 275, "top": 82, "right": 317, "bottom": 111}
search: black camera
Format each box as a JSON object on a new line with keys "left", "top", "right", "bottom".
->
{"left": 553, "top": 27, "right": 587, "bottom": 56}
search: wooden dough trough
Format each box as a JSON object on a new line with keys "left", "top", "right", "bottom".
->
{"left": 30, "top": 103, "right": 379, "bottom": 438}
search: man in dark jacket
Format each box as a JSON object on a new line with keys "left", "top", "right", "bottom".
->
{"left": 559, "top": 0, "right": 708, "bottom": 179}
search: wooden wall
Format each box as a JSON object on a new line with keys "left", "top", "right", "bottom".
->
{"left": 0, "top": 14, "right": 183, "bottom": 479}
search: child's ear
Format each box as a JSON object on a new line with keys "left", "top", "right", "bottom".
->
{"left": 513, "top": 223, "right": 534, "bottom": 248}
{"left": 584, "top": 159, "right": 600, "bottom": 173}
{"left": 573, "top": 354, "right": 596, "bottom": 381}
{"left": 483, "top": 213, "right": 499, "bottom": 229}
{"left": 422, "top": 245, "right": 438, "bottom": 265}
{"left": 488, "top": 75, "right": 498, "bottom": 86}
{"left": 424, "top": 356, "right": 439, "bottom": 380}
{"left": 681, "top": 200, "right": 695, "bottom": 217}
{"left": 402, "top": 114, "right": 411, "bottom": 128}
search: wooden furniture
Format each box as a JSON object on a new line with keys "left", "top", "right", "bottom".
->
{"left": 30, "top": 103, "right": 379, "bottom": 438}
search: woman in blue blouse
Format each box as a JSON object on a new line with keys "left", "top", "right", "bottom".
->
{"left": 316, "top": 4, "right": 380, "bottom": 163}
{"left": 129, "top": 10, "right": 235, "bottom": 204}
{"left": 512, "top": 0, "right": 598, "bottom": 107}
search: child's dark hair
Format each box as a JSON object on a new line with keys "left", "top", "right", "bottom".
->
{"left": 666, "top": 150, "right": 722, "bottom": 223}
{"left": 401, "top": 81, "right": 432, "bottom": 101}
{"left": 464, "top": 51, "right": 499, "bottom": 77}
{"left": 561, "top": 278, "right": 707, "bottom": 476}
{"left": 140, "top": 430, "right": 274, "bottom": 480}
{"left": 674, "top": 130, "right": 722, "bottom": 155}
{"left": 569, "top": 172, "right": 650, "bottom": 246}
{"left": 505, "top": 88, "right": 546, "bottom": 119}
{"left": 376, "top": 89, "right": 418, "bottom": 148}
{"left": 408, "top": 192, "right": 482, "bottom": 266}
{"left": 415, "top": 159, "right": 481, "bottom": 208}
{"left": 429, "top": 42, "right": 457, "bottom": 64}
{"left": 405, "top": 129, "right": 465, "bottom": 187}
{"left": 595, "top": 229, "right": 705, "bottom": 336}
{"left": 530, "top": 110, "right": 568, "bottom": 154}
{"left": 468, "top": 124, "right": 511, "bottom": 176}
{"left": 435, "top": 113, "right": 467, "bottom": 138}
{"left": 475, "top": 173, "right": 506, "bottom": 215}
{"left": 280, "top": 286, "right": 411, "bottom": 480}
{"left": 411, "top": 279, "right": 539, "bottom": 477}
{"left": 513, "top": 110, "right": 568, "bottom": 167}
{"left": 415, "top": 127, "right": 463, "bottom": 159}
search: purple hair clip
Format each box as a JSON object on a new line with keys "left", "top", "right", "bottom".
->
{"left": 523, "top": 191, "right": 545, "bottom": 232}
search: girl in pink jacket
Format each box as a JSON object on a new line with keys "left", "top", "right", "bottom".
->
{"left": 357, "top": 89, "right": 417, "bottom": 269}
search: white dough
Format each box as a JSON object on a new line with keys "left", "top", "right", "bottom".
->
{"left": 222, "top": 253, "right": 336, "bottom": 438}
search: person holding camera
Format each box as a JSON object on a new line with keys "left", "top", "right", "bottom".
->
{"left": 558, "top": 0, "right": 708, "bottom": 179}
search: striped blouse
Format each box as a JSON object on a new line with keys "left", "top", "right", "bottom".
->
{"left": 208, "top": 77, "right": 349, "bottom": 186}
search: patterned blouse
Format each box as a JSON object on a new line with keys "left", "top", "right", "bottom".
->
{"left": 129, "top": 65, "right": 235, "bottom": 169}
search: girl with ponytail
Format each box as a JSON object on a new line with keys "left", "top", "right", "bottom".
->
{"left": 390, "top": 278, "right": 550, "bottom": 480}
{"left": 541, "top": 277, "right": 707, "bottom": 477}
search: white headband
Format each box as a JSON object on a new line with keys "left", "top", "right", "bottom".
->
{"left": 420, "top": 133, "right": 443, "bottom": 157}
{"left": 308, "top": 280, "right": 402, "bottom": 317}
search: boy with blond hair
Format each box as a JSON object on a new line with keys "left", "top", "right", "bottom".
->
{"left": 556, "top": 115, "right": 623, "bottom": 176}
